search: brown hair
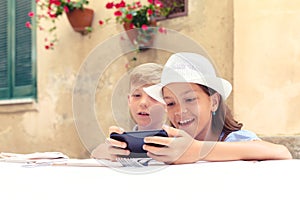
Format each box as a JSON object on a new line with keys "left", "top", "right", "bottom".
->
{"left": 200, "top": 85, "right": 243, "bottom": 141}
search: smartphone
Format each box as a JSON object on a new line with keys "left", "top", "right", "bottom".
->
{"left": 110, "top": 129, "right": 168, "bottom": 158}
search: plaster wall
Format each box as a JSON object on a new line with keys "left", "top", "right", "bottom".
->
{"left": 234, "top": 0, "right": 300, "bottom": 136}
{"left": 0, "top": 0, "right": 234, "bottom": 158}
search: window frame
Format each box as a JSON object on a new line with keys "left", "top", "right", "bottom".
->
{"left": 155, "top": 0, "right": 188, "bottom": 21}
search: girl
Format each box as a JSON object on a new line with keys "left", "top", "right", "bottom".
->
{"left": 142, "top": 52, "right": 292, "bottom": 164}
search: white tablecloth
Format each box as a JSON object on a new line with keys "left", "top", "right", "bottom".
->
{"left": 1, "top": 159, "right": 299, "bottom": 200}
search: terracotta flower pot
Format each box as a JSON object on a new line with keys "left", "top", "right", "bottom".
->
{"left": 123, "top": 19, "right": 157, "bottom": 50}
{"left": 66, "top": 8, "right": 94, "bottom": 34}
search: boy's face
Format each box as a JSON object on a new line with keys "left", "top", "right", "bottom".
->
{"left": 128, "top": 84, "right": 165, "bottom": 129}
{"left": 163, "top": 83, "right": 215, "bottom": 140}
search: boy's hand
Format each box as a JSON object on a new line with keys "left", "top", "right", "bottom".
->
{"left": 90, "top": 126, "right": 129, "bottom": 161}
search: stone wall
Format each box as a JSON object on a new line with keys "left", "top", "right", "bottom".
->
{"left": 260, "top": 135, "right": 300, "bottom": 159}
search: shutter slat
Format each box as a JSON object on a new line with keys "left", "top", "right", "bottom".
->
{"left": 0, "top": 0, "right": 8, "bottom": 89}
{"left": 15, "top": 0, "right": 32, "bottom": 87}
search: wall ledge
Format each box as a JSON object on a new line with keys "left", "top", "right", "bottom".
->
{"left": 260, "top": 135, "right": 300, "bottom": 159}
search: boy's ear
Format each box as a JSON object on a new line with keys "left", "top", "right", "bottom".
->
{"left": 210, "top": 93, "right": 220, "bottom": 112}
{"left": 127, "top": 94, "right": 131, "bottom": 105}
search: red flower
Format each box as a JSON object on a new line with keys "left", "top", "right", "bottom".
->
{"left": 126, "top": 14, "right": 133, "bottom": 20}
{"left": 119, "top": 0, "right": 126, "bottom": 8}
{"left": 47, "top": 11, "right": 57, "bottom": 18}
{"left": 98, "top": 20, "right": 104, "bottom": 25}
{"left": 105, "top": 2, "right": 114, "bottom": 9}
{"left": 114, "top": 10, "right": 122, "bottom": 17}
{"left": 129, "top": 23, "right": 135, "bottom": 29}
{"left": 49, "top": 0, "right": 61, "bottom": 6}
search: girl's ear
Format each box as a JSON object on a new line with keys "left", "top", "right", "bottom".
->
{"left": 210, "top": 93, "right": 220, "bottom": 112}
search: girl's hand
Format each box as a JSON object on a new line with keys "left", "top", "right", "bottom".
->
{"left": 90, "top": 126, "right": 130, "bottom": 161}
{"left": 143, "top": 125, "right": 201, "bottom": 164}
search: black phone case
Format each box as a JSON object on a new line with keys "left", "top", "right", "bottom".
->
{"left": 110, "top": 130, "right": 168, "bottom": 158}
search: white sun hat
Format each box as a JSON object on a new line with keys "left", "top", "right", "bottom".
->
{"left": 143, "top": 52, "right": 232, "bottom": 103}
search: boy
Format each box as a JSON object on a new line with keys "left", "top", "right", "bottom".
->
{"left": 91, "top": 63, "right": 165, "bottom": 160}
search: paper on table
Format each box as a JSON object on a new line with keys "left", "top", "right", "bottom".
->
{"left": 52, "top": 159, "right": 123, "bottom": 167}
{"left": 0, "top": 152, "right": 165, "bottom": 168}
{"left": 0, "top": 152, "right": 69, "bottom": 163}
{"left": 52, "top": 158, "right": 165, "bottom": 168}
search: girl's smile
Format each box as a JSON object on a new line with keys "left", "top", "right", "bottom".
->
{"left": 163, "top": 83, "right": 213, "bottom": 140}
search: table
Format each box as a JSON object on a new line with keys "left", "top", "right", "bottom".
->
{"left": 1, "top": 159, "right": 299, "bottom": 200}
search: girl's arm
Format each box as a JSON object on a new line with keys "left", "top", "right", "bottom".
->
{"left": 143, "top": 126, "right": 292, "bottom": 164}
{"left": 198, "top": 140, "right": 292, "bottom": 162}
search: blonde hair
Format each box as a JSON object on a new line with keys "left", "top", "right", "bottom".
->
{"left": 129, "top": 63, "right": 163, "bottom": 92}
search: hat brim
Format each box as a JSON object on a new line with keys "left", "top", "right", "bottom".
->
{"left": 144, "top": 79, "right": 232, "bottom": 104}
{"left": 143, "top": 83, "right": 165, "bottom": 104}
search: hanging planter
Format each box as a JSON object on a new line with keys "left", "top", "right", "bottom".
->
{"left": 66, "top": 8, "right": 94, "bottom": 35}
{"left": 123, "top": 19, "right": 157, "bottom": 51}
{"left": 26, "top": 0, "right": 92, "bottom": 50}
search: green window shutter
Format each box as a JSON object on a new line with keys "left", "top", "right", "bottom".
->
{"left": 0, "top": 0, "right": 9, "bottom": 99}
{"left": 0, "top": 0, "right": 36, "bottom": 100}
{"left": 13, "top": 0, "right": 36, "bottom": 98}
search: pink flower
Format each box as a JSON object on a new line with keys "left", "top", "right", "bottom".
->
{"left": 25, "top": 21, "right": 32, "bottom": 29}
{"left": 136, "top": 1, "right": 142, "bottom": 8}
{"left": 141, "top": 24, "right": 148, "bottom": 30}
{"left": 28, "top": 11, "right": 34, "bottom": 17}
{"left": 147, "top": 9, "right": 153, "bottom": 16}
{"left": 105, "top": 2, "right": 114, "bottom": 9}
{"left": 155, "top": 0, "right": 163, "bottom": 8}
{"left": 148, "top": 0, "right": 163, "bottom": 7}
{"left": 114, "top": 10, "right": 122, "bottom": 17}
{"left": 63, "top": 6, "right": 69, "bottom": 13}
{"left": 158, "top": 26, "right": 167, "bottom": 34}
